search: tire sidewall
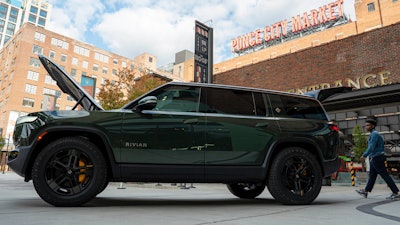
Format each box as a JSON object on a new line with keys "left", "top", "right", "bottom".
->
{"left": 32, "top": 137, "right": 107, "bottom": 206}
{"left": 227, "top": 183, "right": 266, "bottom": 199}
{"left": 267, "top": 147, "right": 322, "bottom": 205}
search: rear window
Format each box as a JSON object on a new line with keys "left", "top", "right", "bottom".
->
{"left": 269, "top": 94, "right": 327, "bottom": 120}
{"left": 200, "top": 88, "right": 267, "bottom": 116}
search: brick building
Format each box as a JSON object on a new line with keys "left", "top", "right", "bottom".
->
{"left": 214, "top": 22, "right": 400, "bottom": 94}
{"left": 213, "top": 0, "right": 400, "bottom": 160}
{"left": 213, "top": 0, "right": 400, "bottom": 93}
{"left": 0, "top": 23, "right": 181, "bottom": 142}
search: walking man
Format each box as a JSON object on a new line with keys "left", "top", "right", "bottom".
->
{"left": 355, "top": 118, "right": 400, "bottom": 200}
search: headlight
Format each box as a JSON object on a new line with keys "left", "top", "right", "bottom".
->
{"left": 16, "top": 116, "right": 38, "bottom": 124}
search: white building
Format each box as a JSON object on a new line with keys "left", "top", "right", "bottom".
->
{"left": 0, "top": 0, "right": 51, "bottom": 48}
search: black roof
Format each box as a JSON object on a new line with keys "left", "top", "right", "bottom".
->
{"left": 168, "top": 82, "right": 315, "bottom": 99}
{"left": 321, "top": 83, "right": 400, "bottom": 112}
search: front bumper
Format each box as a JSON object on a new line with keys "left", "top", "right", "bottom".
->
{"left": 7, "top": 146, "right": 32, "bottom": 179}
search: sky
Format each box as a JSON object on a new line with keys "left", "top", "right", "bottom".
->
{"left": 47, "top": 0, "right": 356, "bottom": 67}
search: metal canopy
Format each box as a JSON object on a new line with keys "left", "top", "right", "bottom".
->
{"left": 321, "top": 83, "right": 400, "bottom": 112}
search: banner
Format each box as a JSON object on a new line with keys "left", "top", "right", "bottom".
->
{"left": 81, "top": 75, "right": 96, "bottom": 97}
{"left": 42, "top": 94, "right": 56, "bottom": 111}
{"left": 194, "top": 20, "right": 213, "bottom": 83}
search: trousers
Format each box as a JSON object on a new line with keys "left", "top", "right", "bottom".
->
{"left": 365, "top": 155, "right": 399, "bottom": 193}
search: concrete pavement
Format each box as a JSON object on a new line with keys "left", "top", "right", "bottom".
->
{"left": 1, "top": 171, "right": 400, "bottom": 225}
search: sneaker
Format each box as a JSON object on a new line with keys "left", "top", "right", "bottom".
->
{"left": 356, "top": 189, "right": 368, "bottom": 198}
{"left": 386, "top": 193, "right": 400, "bottom": 200}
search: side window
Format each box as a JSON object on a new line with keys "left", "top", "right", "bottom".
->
{"left": 271, "top": 94, "right": 327, "bottom": 120}
{"left": 153, "top": 85, "right": 200, "bottom": 112}
{"left": 268, "top": 94, "right": 287, "bottom": 117}
{"left": 201, "top": 88, "right": 256, "bottom": 116}
{"left": 253, "top": 92, "right": 268, "bottom": 116}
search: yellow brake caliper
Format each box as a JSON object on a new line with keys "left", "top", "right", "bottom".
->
{"left": 78, "top": 160, "right": 86, "bottom": 183}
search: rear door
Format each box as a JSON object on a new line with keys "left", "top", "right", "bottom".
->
{"left": 269, "top": 94, "right": 338, "bottom": 159}
{"left": 202, "top": 87, "right": 280, "bottom": 180}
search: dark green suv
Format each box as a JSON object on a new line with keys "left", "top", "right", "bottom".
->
{"left": 8, "top": 55, "right": 340, "bottom": 206}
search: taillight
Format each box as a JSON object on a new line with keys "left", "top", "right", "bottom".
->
{"left": 329, "top": 124, "right": 339, "bottom": 132}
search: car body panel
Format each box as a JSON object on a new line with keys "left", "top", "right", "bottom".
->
{"left": 38, "top": 55, "right": 103, "bottom": 111}
{"left": 120, "top": 110, "right": 206, "bottom": 164}
{"left": 204, "top": 115, "right": 279, "bottom": 165}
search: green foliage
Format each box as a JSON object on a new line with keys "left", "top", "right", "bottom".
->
{"left": 97, "top": 68, "right": 167, "bottom": 110}
{"left": 0, "top": 136, "right": 4, "bottom": 150}
{"left": 352, "top": 125, "right": 368, "bottom": 161}
{"left": 98, "top": 68, "right": 137, "bottom": 110}
{"left": 128, "top": 75, "right": 167, "bottom": 101}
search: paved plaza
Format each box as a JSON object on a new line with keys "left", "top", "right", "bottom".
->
{"left": 1, "top": 171, "right": 400, "bottom": 225}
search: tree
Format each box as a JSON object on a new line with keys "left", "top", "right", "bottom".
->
{"left": 0, "top": 136, "right": 5, "bottom": 151}
{"left": 352, "top": 125, "right": 368, "bottom": 162}
{"left": 97, "top": 68, "right": 137, "bottom": 110}
{"left": 97, "top": 68, "right": 167, "bottom": 110}
{"left": 128, "top": 75, "right": 167, "bottom": 101}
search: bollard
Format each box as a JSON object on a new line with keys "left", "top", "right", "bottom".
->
{"left": 385, "top": 160, "right": 389, "bottom": 173}
{"left": 117, "top": 182, "right": 126, "bottom": 189}
{"left": 350, "top": 161, "right": 356, "bottom": 186}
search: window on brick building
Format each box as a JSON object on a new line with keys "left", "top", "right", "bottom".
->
{"left": 32, "top": 45, "right": 43, "bottom": 55}
{"left": 22, "top": 98, "right": 35, "bottom": 108}
{"left": 49, "top": 51, "right": 55, "bottom": 59}
{"left": 71, "top": 68, "right": 77, "bottom": 77}
{"left": 30, "top": 57, "right": 40, "bottom": 68}
{"left": 72, "top": 57, "right": 78, "bottom": 65}
{"left": 367, "top": 3, "right": 375, "bottom": 12}
{"left": 60, "top": 54, "right": 67, "bottom": 62}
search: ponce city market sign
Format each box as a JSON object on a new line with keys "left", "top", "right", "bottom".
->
{"left": 231, "top": 0, "right": 345, "bottom": 53}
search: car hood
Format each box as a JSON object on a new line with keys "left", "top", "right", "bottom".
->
{"left": 39, "top": 55, "right": 103, "bottom": 111}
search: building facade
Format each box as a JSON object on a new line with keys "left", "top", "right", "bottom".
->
{"left": 212, "top": 0, "right": 400, "bottom": 156}
{"left": 20, "top": 0, "right": 51, "bottom": 29}
{"left": 0, "top": 0, "right": 51, "bottom": 48}
{"left": 214, "top": 0, "right": 400, "bottom": 83}
{"left": 0, "top": 23, "right": 164, "bottom": 142}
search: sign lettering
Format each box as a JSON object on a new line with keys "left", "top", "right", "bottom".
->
{"left": 231, "top": 0, "right": 346, "bottom": 54}
{"left": 287, "top": 71, "right": 392, "bottom": 94}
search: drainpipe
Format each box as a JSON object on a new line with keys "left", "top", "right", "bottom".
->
{"left": 377, "top": 0, "right": 383, "bottom": 26}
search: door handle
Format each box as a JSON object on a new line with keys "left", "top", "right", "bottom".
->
{"left": 184, "top": 118, "right": 198, "bottom": 124}
{"left": 255, "top": 122, "right": 269, "bottom": 128}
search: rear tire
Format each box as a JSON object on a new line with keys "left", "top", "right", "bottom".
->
{"left": 267, "top": 147, "right": 322, "bottom": 205}
{"left": 32, "top": 137, "right": 107, "bottom": 206}
{"left": 227, "top": 183, "right": 265, "bottom": 199}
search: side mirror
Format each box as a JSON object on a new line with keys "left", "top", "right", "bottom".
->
{"left": 134, "top": 96, "right": 157, "bottom": 112}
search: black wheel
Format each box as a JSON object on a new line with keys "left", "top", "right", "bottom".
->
{"left": 32, "top": 137, "right": 107, "bottom": 206}
{"left": 267, "top": 147, "right": 322, "bottom": 205}
{"left": 98, "top": 180, "right": 110, "bottom": 195}
{"left": 227, "top": 183, "right": 265, "bottom": 199}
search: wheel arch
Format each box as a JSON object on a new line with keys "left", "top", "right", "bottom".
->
{"left": 265, "top": 138, "right": 325, "bottom": 178}
{"left": 24, "top": 126, "right": 118, "bottom": 181}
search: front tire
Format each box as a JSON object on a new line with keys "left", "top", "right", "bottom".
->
{"left": 227, "top": 183, "right": 265, "bottom": 199}
{"left": 267, "top": 147, "right": 322, "bottom": 205}
{"left": 32, "top": 137, "right": 107, "bottom": 206}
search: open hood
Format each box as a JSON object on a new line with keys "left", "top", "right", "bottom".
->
{"left": 39, "top": 55, "right": 103, "bottom": 111}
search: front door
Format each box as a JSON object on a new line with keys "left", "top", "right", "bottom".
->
{"left": 120, "top": 85, "right": 205, "bottom": 166}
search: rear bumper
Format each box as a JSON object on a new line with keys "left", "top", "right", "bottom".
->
{"left": 322, "top": 157, "right": 341, "bottom": 177}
